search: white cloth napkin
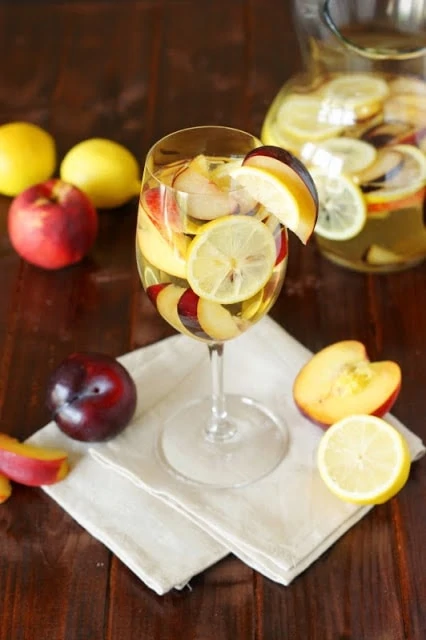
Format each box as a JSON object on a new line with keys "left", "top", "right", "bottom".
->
{"left": 89, "top": 316, "right": 425, "bottom": 586}
{"left": 28, "top": 316, "right": 425, "bottom": 594}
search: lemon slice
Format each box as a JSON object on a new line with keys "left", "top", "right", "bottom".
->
{"left": 230, "top": 149, "right": 318, "bottom": 244}
{"left": 276, "top": 95, "right": 345, "bottom": 141}
{"left": 324, "top": 74, "right": 389, "bottom": 120}
{"left": 186, "top": 215, "right": 276, "bottom": 305}
{"left": 317, "top": 415, "right": 411, "bottom": 505}
{"left": 310, "top": 168, "right": 367, "bottom": 241}
{"left": 306, "top": 137, "right": 377, "bottom": 175}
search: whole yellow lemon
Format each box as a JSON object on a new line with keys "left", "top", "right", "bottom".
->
{"left": 0, "top": 122, "right": 56, "bottom": 197}
{"left": 60, "top": 138, "right": 141, "bottom": 209}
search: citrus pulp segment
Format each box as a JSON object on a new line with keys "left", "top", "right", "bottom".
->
{"left": 317, "top": 415, "right": 411, "bottom": 505}
{"left": 309, "top": 168, "right": 367, "bottom": 241}
{"left": 186, "top": 215, "right": 276, "bottom": 305}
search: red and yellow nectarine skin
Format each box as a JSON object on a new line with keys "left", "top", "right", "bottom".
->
{"left": 0, "top": 473, "right": 12, "bottom": 504}
{"left": 8, "top": 178, "right": 98, "bottom": 270}
{"left": 0, "top": 434, "right": 69, "bottom": 486}
{"left": 293, "top": 341, "right": 401, "bottom": 428}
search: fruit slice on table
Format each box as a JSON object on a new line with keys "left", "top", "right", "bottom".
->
{"left": 358, "top": 144, "right": 426, "bottom": 207}
{"left": 306, "top": 137, "right": 377, "bottom": 175}
{"left": 186, "top": 215, "right": 276, "bottom": 305}
{"left": 137, "top": 211, "right": 189, "bottom": 279}
{"left": 0, "top": 434, "right": 69, "bottom": 487}
{"left": 0, "top": 473, "right": 12, "bottom": 504}
{"left": 323, "top": 74, "right": 390, "bottom": 120}
{"left": 230, "top": 145, "right": 318, "bottom": 244}
{"left": 60, "top": 138, "right": 141, "bottom": 209}
{"left": 317, "top": 415, "right": 411, "bottom": 505}
{"left": 173, "top": 155, "right": 238, "bottom": 220}
{"left": 309, "top": 168, "right": 366, "bottom": 241}
{"left": 275, "top": 95, "right": 345, "bottom": 141}
{"left": 293, "top": 340, "right": 401, "bottom": 428}
{"left": 0, "top": 122, "right": 56, "bottom": 197}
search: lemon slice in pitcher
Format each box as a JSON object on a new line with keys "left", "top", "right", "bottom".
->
{"left": 307, "top": 137, "right": 377, "bottom": 175}
{"left": 186, "top": 215, "right": 276, "bottom": 305}
{"left": 323, "top": 74, "right": 390, "bottom": 120}
{"left": 317, "top": 415, "right": 411, "bottom": 505}
{"left": 309, "top": 168, "right": 367, "bottom": 241}
{"left": 275, "top": 95, "right": 345, "bottom": 141}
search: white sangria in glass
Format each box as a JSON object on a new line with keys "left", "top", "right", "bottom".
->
{"left": 136, "top": 126, "right": 318, "bottom": 488}
{"left": 262, "top": 0, "right": 426, "bottom": 272}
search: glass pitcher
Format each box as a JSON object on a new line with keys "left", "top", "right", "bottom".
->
{"left": 262, "top": 0, "right": 426, "bottom": 273}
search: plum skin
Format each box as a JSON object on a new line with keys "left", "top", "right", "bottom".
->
{"left": 46, "top": 352, "right": 137, "bottom": 442}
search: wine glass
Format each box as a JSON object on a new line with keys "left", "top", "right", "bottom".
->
{"left": 136, "top": 126, "right": 291, "bottom": 488}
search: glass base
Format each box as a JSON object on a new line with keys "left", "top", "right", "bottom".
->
{"left": 156, "top": 394, "right": 289, "bottom": 488}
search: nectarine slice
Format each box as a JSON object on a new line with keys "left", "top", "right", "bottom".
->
{"left": 293, "top": 341, "right": 401, "bottom": 427}
{"left": 0, "top": 473, "right": 12, "bottom": 504}
{"left": 0, "top": 433, "right": 69, "bottom": 486}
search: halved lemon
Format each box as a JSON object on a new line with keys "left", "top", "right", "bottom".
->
{"left": 275, "top": 95, "right": 345, "bottom": 141}
{"left": 230, "top": 148, "right": 318, "bottom": 244}
{"left": 309, "top": 168, "right": 367, "bottom": 241}
{"left": 306, "top": 137, "right": 377, "bottom": 175}
{"left": 317, "top": 414, "right": 411, "bottom": 505}
{"left": 186, "top": 215, "right": 276, "bottom": 305}
{"left": 323, "top": 74, "right": 389, "bottom": 121}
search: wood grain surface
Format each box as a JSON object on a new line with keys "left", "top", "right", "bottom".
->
{"left": 0, "top": 2, "right": 425, "bottom": 639}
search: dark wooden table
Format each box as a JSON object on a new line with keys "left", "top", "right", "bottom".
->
{"left": 1, "top": 1, "right": 425, "bottom": 639}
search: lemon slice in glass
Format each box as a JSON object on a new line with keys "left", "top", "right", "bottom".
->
{"left": 186, "top": 215, "right": 276, "bottom": 305}
{"left": 317, "top": 415, "right": 411, "bottom": 505}
{"left": 306, "top": 137, "right": 377, "bottom": 175}
{"left": 323, "top": 74, "right": 390, "bottom": 120}
{"left": 276, "top": 95, "right": 345, "bottom": 141}
{"left": 310, "top": 168, "right": 367, "bottom": 241}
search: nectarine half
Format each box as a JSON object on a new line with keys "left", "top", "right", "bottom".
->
{"left": 293, "top": 341, "right": 401, "bottom": 428}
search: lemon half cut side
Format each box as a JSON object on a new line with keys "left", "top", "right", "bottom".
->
{"left": 317, "top": 414, "right": 411, "bottom": 505}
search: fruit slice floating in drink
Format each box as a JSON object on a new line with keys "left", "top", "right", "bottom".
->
{"left": 136, "top": 211, "right": 189, "bottom": 279}
{"left": 317, "top": 415, "right": 411, "bottom": 505}
{"left": 305, "top": 137, "right": 377, "bottom": 175}
{"left": 323, "top": 73, "right": 390, "bottom": 121}
{"left": 308, "top": 168, "right": 367, "bottom": 240}
{"left": 186, "top": 215, "right": 277, "bottom": 305}
{"left": 275, "top": 95, "right": 345, "bottom": 141}
{"left": 357, "top": 144, "right": 426, "bottom": 209}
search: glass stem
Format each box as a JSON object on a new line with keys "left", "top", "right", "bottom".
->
{"left": 206, "top": 343, "right": 236, "bottom": 442}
